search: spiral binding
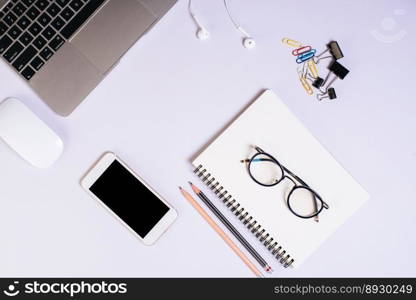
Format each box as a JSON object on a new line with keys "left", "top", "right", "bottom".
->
{"left": 194, "top": 164, "right": 294, "bottom": 268}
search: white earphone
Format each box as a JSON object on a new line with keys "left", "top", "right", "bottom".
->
{"left": 223, "top": 0, "right": 256, "bottom": 49}
{"left": 243, "top": 38, "right": 256, "bottom": 49}
{"left": 188, "top": 0, "right": 256, "bottom": 49}
{"left": 195, "top": 19, "right": 210, "bottom": 40}
{"left": 189, "top": 0, "right": 210, "bottom": 40}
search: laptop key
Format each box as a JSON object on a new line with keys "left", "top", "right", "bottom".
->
{"left": 51, "top": 16, "right": 65, "bottom": 31}
{"left": 19, "top": 31, "right": 34, "bottom": 45}
{"left": 56, "top": 0, "right": 71, "bottom": 8}
{"left": 41, "top": 26, "right": 55, "bottom": 40}
{"left": 39, "top": 46, "right": 53, "bottom": 60}
{"left": 35, "top": 0, "right": 49, "bottom": 10}
{"left": 28, "top": 22, "right": 42, "bottom": 36}
{"left": 0, "top": 35, "right": 13, "bottom": 54}
{"left": 30, "top": 56, "right": 44, "bottom": 70}
{"left": 21, "top": 65, "right": 35, "bottom": 80}
{"left": 69, "top": 0, "right": 83, "bottom": 12}
{"left": 3, "top": 41, "right": 24, "bottom": 62}
{"left": 49, "top": 34, "right": 64, "bottom": 51}
{"left": 22, "top": 0, "right": 36, "bottom": 7}
{"left": 26, "top": 6, "right": 41, "bottom": 20}
{"left": 5, "top": 2, "right": 14, "bottom": 11}
{"left": 8, "top": 25, "right": 22, "bottom": 39}
{"left": 60, "top": 7, "right": 74, "bottom": 21}
{"left": 61, "top": 0, "right": 105, "bottom": 39}
{"left": 17, "top": 15, "right": 31, "bottom": 30}
{"left": 47, "top": 3, "right": 61, "bottom": 17}
{"left": 4, "top": 12, "right": 17, "bottom": 26}
{"left": 38, "top": 12, "right": 51, "bottom": 27}
{"left": 12, "top": 3, "right": 27, "bottom": 16}
{"left": 0, "top": 22, "right": 7, "bottom": 35}
{"left": 12, "top": 45, "right": 37, "bottom": 71}
{"left": 33, "top": 35, "right": 46, "bottom": 49}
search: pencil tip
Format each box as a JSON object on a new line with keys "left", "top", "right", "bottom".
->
{"left": 189, "top": 182, "right": 200, "bottom": 193}
{"left": 178, "top": 186, "right": 183, "bottom": 190}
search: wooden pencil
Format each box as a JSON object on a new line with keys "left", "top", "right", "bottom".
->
{"left": 179, "top": 187, "right": 263, "bottom": 278}
{"left": 189, "top": 182, "right": 272, "bottom": 273}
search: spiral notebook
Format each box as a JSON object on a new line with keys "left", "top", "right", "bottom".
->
{"left": 192, "top": 90, "right": 369, "bottom": 268}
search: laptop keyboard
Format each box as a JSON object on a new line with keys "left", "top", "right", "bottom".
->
{"left": 0, "top": 0, "right": 105, "bottom": 80}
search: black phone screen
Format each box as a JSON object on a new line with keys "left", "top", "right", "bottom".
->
{"left": 89, "top": 160, "right": 170, "bottom": 238}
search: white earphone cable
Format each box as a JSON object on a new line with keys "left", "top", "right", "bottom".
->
{"left": 223, "top": 0, "right": 251, "bottom": 38}
{"left": 189, "top": 0, "right": 254, "bottom": 47}
{"left": 188, "top": 0, "right": 196, "bottom": 23}
{"left": 188, "top": 0, "right": 201, "bottom": 27}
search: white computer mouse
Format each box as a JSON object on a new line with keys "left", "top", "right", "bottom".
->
{"left": 0, "top": 98, "right": 63, "bottom": 168}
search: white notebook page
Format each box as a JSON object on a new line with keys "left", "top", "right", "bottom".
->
{"left": 192, "top": 90, "right": 369, "bottom": 267}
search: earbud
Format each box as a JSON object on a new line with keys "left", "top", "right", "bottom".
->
{"left": 243, "top": 37, "right": 256, "bottom": 49}
{"left": 189, "top": 0, "right": 256, "bottom": 48}
{"left": 224, "top": 0, "right": 256, "bottom": 50}
{"left": 196, "top": 27, "right": 210, "bottom": 40}
{"left": 189, "top": 0, "right": 210, "bottom": 41}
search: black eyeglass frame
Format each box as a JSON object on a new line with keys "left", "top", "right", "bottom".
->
{"left": 243, "top": 147, "right": 329, "bottom": 220}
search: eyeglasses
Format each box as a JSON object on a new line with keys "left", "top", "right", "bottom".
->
{"left": 241, "top": 146, "right": 329, "bottom": 222}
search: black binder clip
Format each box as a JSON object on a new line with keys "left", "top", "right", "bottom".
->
{"left": 325, "top": 61, "right": 349, "bottom": 85}
{"left": 318, "top": 87, "right": 337, "bottom": 101}
{"left": 317, "top": 61, "right": 349, "bottom": 100}
{"left": 312, "top": 77, "right": 325, "bottom": 89}
{"left": 314, "top": 41, "right": 344, "bottom": 64}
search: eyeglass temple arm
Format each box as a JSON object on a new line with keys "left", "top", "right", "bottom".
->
{"left": 254, "top": 146, "right": 265, "bottom": 153}
{"left": 239, "top": 146, "right": 268, "bottom": 162}
{"left": 240, "top": 157, "right": 274, "bottom": 163}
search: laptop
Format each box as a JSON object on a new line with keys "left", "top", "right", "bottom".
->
{"left": 0, "top": 0, "right": 177, "bottom": 116}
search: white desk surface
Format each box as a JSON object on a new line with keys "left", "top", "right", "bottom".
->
{"left": 0, "top": 0, "right": 415, "bottom": 277}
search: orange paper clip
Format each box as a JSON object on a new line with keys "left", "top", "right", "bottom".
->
{"left": 282, "top": 38, "right": 303, "bottom": 48}
{"left": 298, "top": 67, "right": 313, "bottom": 95}
{"left": 300, "top": 77, "right": 313, "bottom": 95}
{"left": 308, "top": 59, "right": 319, "bottom": 78}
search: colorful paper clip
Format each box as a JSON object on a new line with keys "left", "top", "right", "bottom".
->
{"left": 282, "top": 37, "right": 303, "bottom": 48}
{"left": 300, "top": 77, "right": 313, "bottom": 95}
{"left": 292, "top": 46, "right": 312, "bottom": 56}
{"left": 284, "top": 38, "right": 348, "bottom": 100}
{"left": 298, "top": 67, "right": 313, "bottom": 95}
{"left": 307, "top": 59, "right": 319, "bottom": 78}
{"left": 296, "top": 49, "right": 316, "bottom": 64}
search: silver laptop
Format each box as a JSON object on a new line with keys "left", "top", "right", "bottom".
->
{"left": 0, "top": 0, "right": 177, "bottom": 116}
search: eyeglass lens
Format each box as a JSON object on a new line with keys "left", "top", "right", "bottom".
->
{"left": 248, "top": 153, "right": 283, "bottom": 185}
{"left": 288, "top": 187, "right": 322, "bottom": 218}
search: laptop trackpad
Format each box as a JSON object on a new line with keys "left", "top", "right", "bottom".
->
{"left": 70, "top": 0, "right": 157, "bottom": 73}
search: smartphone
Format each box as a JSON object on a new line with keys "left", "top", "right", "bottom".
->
{"left": 81, "top": 152, "right": 177, "bottom": 245}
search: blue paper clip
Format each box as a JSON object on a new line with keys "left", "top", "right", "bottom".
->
{"left": 296, "top": 49, "right": 316, "bottom": 64}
